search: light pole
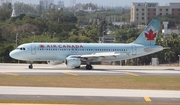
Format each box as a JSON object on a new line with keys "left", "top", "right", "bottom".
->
{"left": 16, "top": 33, "right": 18, "bottom": 46}
{"left": 16, "top": 33, "right": 19, "bottom": 63}
{"left": 53, "top": 32, "right": 56, "bottom": 39}
{"left": 102, "top": 31, "right": 105, "bottom": 43}
{"left": 32, "top": 32, "right": 35, "bottom": 41}
{"left": 178, "top": 55, "right": 180, "bottom": 67}
{"left": 145, "top": 2, "right": 147, "bottom": 25}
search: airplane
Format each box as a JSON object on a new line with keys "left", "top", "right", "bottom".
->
{"left": 9, "top": 18, "right": 163, "bottom": 70}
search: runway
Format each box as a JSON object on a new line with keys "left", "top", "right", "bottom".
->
{"left": 0, "top": 86, "right": 180, "bottom": 103}
{"left": 0, "top": 63, "right": 180, "bottom": 76}
{"left": 0, "top": 63, "right": 180, "bottom": 103}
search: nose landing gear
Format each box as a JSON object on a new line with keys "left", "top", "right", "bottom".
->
{"left": 29, "top": 61, "right": 33, "bottom": 69}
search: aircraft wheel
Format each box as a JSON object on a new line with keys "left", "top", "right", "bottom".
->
{"left": 29, "top": 65, "right": 33, "bottom": 69}
{"left": 86, "top": 65, "right": 93, "bottom": 70}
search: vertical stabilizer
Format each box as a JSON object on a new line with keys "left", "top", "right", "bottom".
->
{"left": 133, "top": 18, "right": 161, "bottom": 45}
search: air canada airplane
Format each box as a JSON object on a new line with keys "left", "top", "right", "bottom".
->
{"left": 9, "top": 18, "right": 163, "bottom": 70}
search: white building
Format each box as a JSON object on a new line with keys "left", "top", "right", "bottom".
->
{"left": 83, "top": 7, "right": 96, "bottom": 13}
{"left": 0, "top": 0, "right": 11, "bottom": 6}
{"left": 162, "top": 29, "right": 180, "bottom": 35}
{"left": 11, "top": 6, "right": 16, "bottom": 17}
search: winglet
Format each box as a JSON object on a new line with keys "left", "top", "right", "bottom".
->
{"left": 132, "top": 18, "right": 161, "bottom": 45}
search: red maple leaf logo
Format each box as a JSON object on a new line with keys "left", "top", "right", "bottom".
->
{"left": 145, "top": 29, "right": 156, "bottom": 41}
{"left": 39, "top": 44, "right": 44, "bottom": 48}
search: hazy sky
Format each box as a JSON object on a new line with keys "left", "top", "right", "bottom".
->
{"left": 12, "top": 0, "right": 180, "bottom": 7}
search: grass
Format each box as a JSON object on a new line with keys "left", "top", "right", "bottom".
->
{"left": 0, "top": 100, "right": 180, "bottom": 105}
{"left": 0, "top": 76, "right": 180, "bottom": 105}
{"left": 0, "top": 76, "right": 180, "bottom": 90}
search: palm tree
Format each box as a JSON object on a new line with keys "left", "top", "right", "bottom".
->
{"left": 164, "top": 51, "right": 175, "bottom": 65}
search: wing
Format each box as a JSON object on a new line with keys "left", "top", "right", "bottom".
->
{"left": 81, "top": 52, "right": 120, "bottom": 58}
{"left": 67, "top": 52, "right": 120, "bottom": 61}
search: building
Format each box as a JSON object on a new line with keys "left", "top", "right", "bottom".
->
{"left": 54, "top": 0, "right": 64, "bottom": 9}
{"left": 0, "top": 0, "right": 11, "bottom": 6}
{"left": 11, "top": 6, "right": 16, "bottom": 17}
{"left": 83, "top": 7, "right": 96, "bottom": 13}
{"left": 40, "top": 0, "right": 48, "bottom": 9}
{"left": 130, "top": 2, "right": 180, "bottom": 25}
{"left": 40, "top": 0, "right": 54, "bottom": 10}
{"left": 74, "top": 3, "right": 83, "bottom": 11}
{"left": 162, "top": 29, "right": 180, "bottom": 35}
{"left": 40, "top": 0, "right": 64, "bottom": 10}
{"left": 99, "top": 35, "right": 116, "bottom": 43}
{"left": 170, "top": 3, "right": 180, "bottom": 16}
{"left": 47, "top": 0, "right": 54, "bottom": 9}
{"left": 70, "top": 0, "right": 76, "bottom": 7}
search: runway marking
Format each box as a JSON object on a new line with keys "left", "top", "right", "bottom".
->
{"left": 1, "top": 72, "right": 18, "bottom": 76}
{"left": 144, "top": 97, "right": 152, "bottom": 102}
{"left": 62, "top": 72, "right": 78, "bottom": 76}
{"left": 125, "top": 72, "right": 139, "bottom": 76}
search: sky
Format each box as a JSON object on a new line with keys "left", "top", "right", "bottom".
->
{"left": 12, "top": 0, "right": 180, "bottom": 7}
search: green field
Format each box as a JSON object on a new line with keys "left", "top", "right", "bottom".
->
{"left": 0, "top": 76, "right": 180, "bottom": 90}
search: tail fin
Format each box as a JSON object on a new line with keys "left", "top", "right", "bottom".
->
{"left": 133, "top": 18, "right": 161, "bottom": 45}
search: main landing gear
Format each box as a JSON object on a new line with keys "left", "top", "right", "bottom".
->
{"left": 86, "top": 64, "right": 93, "bottom": 70}
{"left": 85, "top": 61, "right": 93, "bottom": 70}
{"left": 29, "top": 61, "right": 33, "bottom": 69}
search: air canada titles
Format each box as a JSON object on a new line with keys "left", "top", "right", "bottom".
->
{"left": 39, "top": 44, "right": 84, "bottom": 49}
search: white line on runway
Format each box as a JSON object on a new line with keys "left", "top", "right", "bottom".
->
{"left": 0, "top": 86, "right": 180, "bottom": 98}
{"left": 0, "top": 64, "right": 180, "bottom": 77}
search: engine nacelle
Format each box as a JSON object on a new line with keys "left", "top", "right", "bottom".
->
{"left": 65, "top": 58, "right": 81, "bottom": 68}
{"left": 47, "top": 60, "right": 63, "bottom": 65}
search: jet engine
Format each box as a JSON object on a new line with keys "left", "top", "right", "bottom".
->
{"left": 65, "top": 58, "right": 81, "bottom": 68}
{"left": 47, "top": 60, "right": 63, "bottom": 65}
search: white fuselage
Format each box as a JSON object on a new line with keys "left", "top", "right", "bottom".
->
{"left": 9, "top": 43, "right": 163, "bottom": 62}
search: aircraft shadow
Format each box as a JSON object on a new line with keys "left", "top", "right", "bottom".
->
{"left": 28, "top": 66, "right": 179, "bottom": 72}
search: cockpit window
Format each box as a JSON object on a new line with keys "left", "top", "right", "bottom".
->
{"left": 16, "top": 47, "right": 26, "bottom": 50}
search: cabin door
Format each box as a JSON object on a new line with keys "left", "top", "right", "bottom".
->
{"left": 132, "top": 45, "right": 137, "bottom": 55}
{"left": 31, "top": 45, "right": 36, "bottom": 55}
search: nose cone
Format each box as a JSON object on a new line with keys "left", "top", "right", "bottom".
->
{"left": 9, "top": 50, "right": 18, "bottom": 59}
